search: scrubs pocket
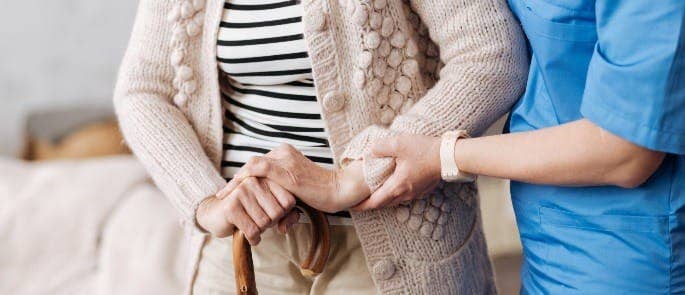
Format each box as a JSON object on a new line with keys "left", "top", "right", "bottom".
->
{"left": 537, "top": 207, "right": 671, "bottom": 293}
{"left": 520, "top": 0, "right": 597, "bottom": 42}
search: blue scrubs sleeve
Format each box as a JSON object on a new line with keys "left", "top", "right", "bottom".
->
{"left": 580, "top": 1, "right": 685, "bottom": 155}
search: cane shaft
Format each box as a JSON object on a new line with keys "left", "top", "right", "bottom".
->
{"left": 233, "top": 230, "right": 257, "bottom": 295}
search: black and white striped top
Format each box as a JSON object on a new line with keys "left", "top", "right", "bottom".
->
{"left": 217, "top": 0, "right": 333, "bottom": 181}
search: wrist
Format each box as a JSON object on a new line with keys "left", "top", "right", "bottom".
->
{"left": 195, "top": 196, "right": 218, "bottom": 234}
{"left": 329, "top": 162, "right": 369, "bottom": 212}
{"left": 428, "top": 136, "right": 443, "bottom": 181}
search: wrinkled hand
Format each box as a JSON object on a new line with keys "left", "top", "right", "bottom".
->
{"left": 196, "top": 177, "right": 299, "bottom": 245}
{"left": 353, "top": 134, "right": 442, "bottom": 211}
{"left": 217, "top": 144, "right": 357, "bottom": 214}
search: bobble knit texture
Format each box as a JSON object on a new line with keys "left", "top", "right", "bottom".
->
{"left": 113, "top": 0, "right": 527, "bottom": 293}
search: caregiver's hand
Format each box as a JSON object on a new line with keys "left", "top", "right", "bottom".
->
{"left": 218, "top": 144, "right": 369, "bottom": 214}
{"left": 196, "top": 177, "right": 298, "bottom": 245}
{"left": 353, "top": 134, "right": 442, "bottom": 210}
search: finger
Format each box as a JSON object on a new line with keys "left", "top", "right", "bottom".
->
{"left": 216, "top": 176, "right": 244, "bottom": 199}
{"left": 352, "top": 173, "right": 404, "bottom": 211}
{"left": 253, "top": 179, "right": 287, "bottom": 223}
{"left": 370, "top": 136, "right": 401, "bottom": 158}
{"left": 226, "top": 204, "right": 262, "bottom": 245}
{"left": 264, "top": 179, "right": 296, "bottom": 211}
{"left": 242, "top": 156, "right": 293, "bottom": 187}
{"left": 277, "top": 210, "right": 300, "bottom": 234}
{"left": 235, "top": 178, "right": 272, "bottom": 231}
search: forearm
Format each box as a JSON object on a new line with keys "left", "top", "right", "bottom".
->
{"left": 454, "top": 119, "right": 665, "bottom": 188}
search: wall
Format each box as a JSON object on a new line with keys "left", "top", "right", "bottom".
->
{"left": 0, "top": 0, "right": 138, "bottom": 155}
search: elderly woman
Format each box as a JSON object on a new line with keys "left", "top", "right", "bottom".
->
{"left": 114, "top": 0, "right": 527, "bottom": 293}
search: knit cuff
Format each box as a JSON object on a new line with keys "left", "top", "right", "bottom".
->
{"left": 180, "top": 171, "right": 227, "bottom": 235}
{"left": 340, "top": 126, "right": 399, "bottom": 192}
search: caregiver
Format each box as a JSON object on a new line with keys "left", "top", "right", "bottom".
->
{"left": 349, "top": 1, "right": 685, "bottom": 293}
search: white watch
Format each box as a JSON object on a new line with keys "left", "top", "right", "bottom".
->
{"left": 440, "top": 130, "right": 476, "bottom": 182}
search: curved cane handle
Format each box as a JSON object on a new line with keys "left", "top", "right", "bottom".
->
{"left": 232, "top": 201, "right": 331, "bottom": 295}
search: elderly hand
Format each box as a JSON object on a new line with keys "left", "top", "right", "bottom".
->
{"left": 217, "top": 144, "right": 369, "bottom": 214}
{"left": 352, "top": 134, "right": 443, "bottom": 211}
{"left": 196, "top": 177, "right": 298, "bottom": 245}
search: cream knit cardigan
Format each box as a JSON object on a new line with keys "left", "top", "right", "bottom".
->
{"left": 113, "top": 0, "right": 527, "bottom": 293}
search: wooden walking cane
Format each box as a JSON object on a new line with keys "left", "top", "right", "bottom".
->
{"left": 232, "top": 201, "right": 331, "bottom": 294}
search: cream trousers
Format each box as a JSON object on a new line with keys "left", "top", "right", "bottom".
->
{"left": 193, "top": 224, "right": 376, "bottom": 295}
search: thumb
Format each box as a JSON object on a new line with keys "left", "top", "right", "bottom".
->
{"left": 370, "top": 137, "right": 401, "bottom": 158}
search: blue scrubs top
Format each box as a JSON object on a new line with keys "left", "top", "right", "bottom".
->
{"left": 506, "top": 0, "right": 685, "bottom": 293}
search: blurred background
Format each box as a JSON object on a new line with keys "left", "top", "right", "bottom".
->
{"left": 0, "top": 1, "right": 522, "bottom": 294}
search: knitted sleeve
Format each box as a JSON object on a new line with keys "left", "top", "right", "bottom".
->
{"left": 113, "top": 0, "right": 225, "bottom": 232}
{"left": 341, "top": 0, "right": 529, "bottom": 191}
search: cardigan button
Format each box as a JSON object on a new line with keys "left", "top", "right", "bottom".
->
{"left": 186, "top": 22, "right": 201, "bottom": 37}
{"left": 373, "top": 259, "right": 396, "bottom": 281}
{"left": 308, "top": 10, "right": 327, "bottom": 31}
{"left": 323, "top": 91, "right": 345, "bottom": 112}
